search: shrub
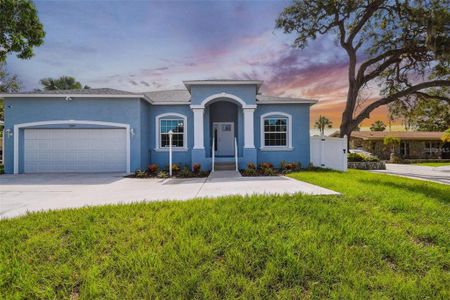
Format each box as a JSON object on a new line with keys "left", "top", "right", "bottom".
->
{"left": 348, "top": 153, "right": 365, "bottom": 162}
{"left": 348, "top": 153, "right": 379, "bottom": 162}
{"left": 178, "top": 166, "right": 192, "bottom": 178}
{"left": 262, "top": 167, "right": 276, "bottom": 176}
{"left": 259, "top": 162, "right": 273, "bottom": 170}
{"left": 242, "top": 168, "right": 257, "bottom": 176}
{"left": 171, "top": 164, "right": 180, "bottom": 174}
{"left": 134, "top": 169, "right": 147, "bottom": 178}
{"left": 280, "top": 161, "right": 301, "bottom": 173}
{"left": 192, "top": 163, "right": 201, "bottom": 174}
{"left": 247, "top": 162, "right": 256, "bottom": 170}
{"left": 147, "top": 164, "right": 159, "bottom": 175}
{"left": 157, "top": 170, "right": 169, "bottom": 178}
{"left": 0, "top": 164, "right": 4, "bottom": 175}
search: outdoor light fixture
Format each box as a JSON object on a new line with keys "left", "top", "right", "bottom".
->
{"left": 130, "top": 128, "right": 135, "bottom": 136}
{"left": 5, "top": 128, "right": 13, "bottom": 138}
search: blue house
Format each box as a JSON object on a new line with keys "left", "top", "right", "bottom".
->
{"left": 1, "top": 80, "right": 317, "bottom": 174}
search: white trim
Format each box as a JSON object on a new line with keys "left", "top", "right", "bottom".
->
{"left": 13, "top": 120, "right": 131, "bottom": 174}
{"left": 191, "top": 92, "right": 257, "bottom": 109}
{"left": 257, "top": 100, "right": 318, "bottom": 104}
{"left": 243, "top": 108, "right": 255, "bottom": 148}
{"left": 183, "top": 80, "right": 263, "bottom": 92}
{"left": 155, "top": 113, "right": 188, "bottom": 151}
{"left": 260, "top": 112, "right": 293, "bottom": 150}
{"left": 1, "top": 94, "right": 144, "bottom": 99}
{"left": 192, "top": 108, "right": 204, "bottom": 149}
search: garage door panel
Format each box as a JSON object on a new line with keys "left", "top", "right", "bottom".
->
{"left": 24, "top": 128, "right": 127, "bottom": 173}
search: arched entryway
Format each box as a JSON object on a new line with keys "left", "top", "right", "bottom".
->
{"left": 207, "top": 99, "right": 240, "bottom": 157}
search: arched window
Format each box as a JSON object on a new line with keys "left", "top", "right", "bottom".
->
{"left": 260, "top": 112, "right": 293, "bottom": 150}
{"left": 155, "top": 113, "right": 188, "bottom": 151}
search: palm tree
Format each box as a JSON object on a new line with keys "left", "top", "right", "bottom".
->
{"left": 314, "top": 115, "right": 333, "bottom": 136}
{"left": 40, "top": 76, "right": 89, "bottom": 90}
{"left": 370, "top": 120, "right": 386, "bottom": 132}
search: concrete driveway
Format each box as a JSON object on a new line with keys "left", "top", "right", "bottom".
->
{"left": 0, "top": 172, "right": 337, "bottom": 219}
{"left": 372, "top": 164, "right": 450, "bottom": 185}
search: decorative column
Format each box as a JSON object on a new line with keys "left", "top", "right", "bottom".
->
{"left": 192, "top": 108, "right": 204, "bottom": 149}
{"left": 243, "top": 107, "right": 255, "bottom": 148}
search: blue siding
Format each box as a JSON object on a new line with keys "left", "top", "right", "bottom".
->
{"left": 2, "top": 84, "right": 313, "bottom": 174}
{"left": 255, "top": 104, "right": 311, "bottom": 168}
{"left": 190, "top": 85, "right": 257, "bottom": 106}
{"left": 148, "top": 105, "right": 193, "bottom": 169}
{"left": 3, "top": 97, "right": 143, "bottom": 173}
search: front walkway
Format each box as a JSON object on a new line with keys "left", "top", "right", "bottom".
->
{"left": 0, "top": 172, "right": 338, "bottom": 219}
{"left": 372, "top": 164, "right": 450, "bottom": 185}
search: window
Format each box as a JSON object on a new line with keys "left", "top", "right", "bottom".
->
{"left": 160, "top": 119, "right": 184, "bottom": 148}
{"left": 264, "top": 118, "right": 287, "bottom": 147}
{"left": 400, "top": 141, "right": 409, "bottom": 157}
{"left": 260, "top": 112, "right": 292, "bottom": 150}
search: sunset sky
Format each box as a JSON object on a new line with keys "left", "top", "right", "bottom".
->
{"left": 7, "top": 0, "right": 390, "bottom": 127}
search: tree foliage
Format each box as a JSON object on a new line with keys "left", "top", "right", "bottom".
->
{"left": 389, "top": 95, "right": 450, "bottom": 131}
{"left": 441, "top": 128, "right": 450, "bottom": 142}
{"left": 0, "top": 0, "right": 45, "bottom": 61}
{"left": 39, "top": 76, "right": 90, "bottom": 90}
{"left": 383, "top": 135, "right": 400, "bottom": 153}
{"left": 370, "top": 120, "right": 386, "bottom": 131}
{"left": 314, "top": 115, "right": 333, "bottom": 135}
{"left": 0, "top": 62, "right": 21, "bottom": 121}
{"left": 277, "top": 0, "right": 450, "bottom": 137}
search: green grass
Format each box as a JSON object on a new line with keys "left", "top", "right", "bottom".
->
{"left": 414, "top": 162, "right": 450, "bottom": 167}
{"left": 1, "top": 170, "right": 449, "bottom": 299}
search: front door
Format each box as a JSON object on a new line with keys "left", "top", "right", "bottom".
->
{"left": 213, "top": 122, "right": 234, "bottom": 156}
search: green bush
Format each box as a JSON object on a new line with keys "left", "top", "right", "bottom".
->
{"left": 157, "top": 170, "right": 169, "bottom": 178}
{"left": 178, "top": 166, "right": 193, "bottom": 178}
{"left": 0, "top": 164, "right": 4, "bottom": 175}
{"left": 242, "top": 168, "right": 257, "bottom": 176}
{"left": 262, "top": 167, "right": 276, "bottom": 176}
{"left": 348, "top": 153, "right": 379, "bottom": 162}
{"left": 134, "top": 169, "right": 147, "bottom": 178}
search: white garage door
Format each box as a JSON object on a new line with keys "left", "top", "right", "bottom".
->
{"left": 24, "top": 128, "right": 127, "bottom": 173}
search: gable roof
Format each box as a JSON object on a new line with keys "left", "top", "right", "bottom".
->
{"left": 344, "top": 131, "right": 444, "bottom": 141}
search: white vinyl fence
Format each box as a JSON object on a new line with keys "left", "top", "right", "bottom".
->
{"left": 310, "top": 135, "right": 348, "bottom": 171}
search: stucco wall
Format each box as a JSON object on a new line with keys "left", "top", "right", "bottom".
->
{"left": 148, "top": 105, "right": 193, "bottom": 169}
{"left": 255, "top": 104, "right": 311, "bottom": 168}
{"left": 3, "top": 89, "right": 313, "bottom": 173}
{"left": 190, "top": 85, "right": 257, "bottom": 106}
{"left": 3, "top": 97, "right": 143, "bottom": 173}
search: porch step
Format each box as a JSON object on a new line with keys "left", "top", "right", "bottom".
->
{"left": 214, "top": 162, "right": 236, "bottom": 171}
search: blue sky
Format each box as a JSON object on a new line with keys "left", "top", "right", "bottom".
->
{"left": 7, "top": 0, "right": 389, "bottom": 125}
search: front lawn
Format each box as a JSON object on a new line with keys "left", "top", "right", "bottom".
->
{"left": 414, "top": 162, "right": 450, "bottom": 167}
{"left": 1, "top": 170, "right": 449, "bottom": 298}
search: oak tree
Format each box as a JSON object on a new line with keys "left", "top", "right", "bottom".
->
{"left": 277, "top": 0, "right": 450, "bottom": 137}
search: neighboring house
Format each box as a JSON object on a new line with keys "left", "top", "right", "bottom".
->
{"left": 331, "top": 131, "right": 449, "bottom": 160}
{"left": 0, "top": 80, "right": 317, "bottom": 174}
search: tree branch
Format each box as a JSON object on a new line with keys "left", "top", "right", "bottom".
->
{"left": 414, "top": 91, "right": 450, "bottom": 103}
{"left": 346, "top": 0, "right": 384, "bottom": 44}
{"left": 352, "top": 80, "right": 450, "bottom": 125}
